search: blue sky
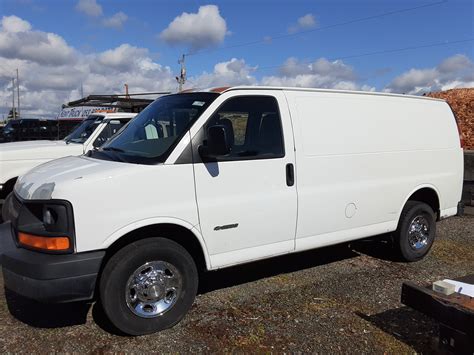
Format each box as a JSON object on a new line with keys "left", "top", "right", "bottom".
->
{"left": 0, "top": 0, "right": 473, "bottom": 117}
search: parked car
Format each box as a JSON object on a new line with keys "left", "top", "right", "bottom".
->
{"left": 57, "top": 119, "right": 82, "bottom": 140}
{"left": 0, "top": 119, "right": 60, "bottom": 143}
{"left": 0, "top": 112, "right": 136, "bottom": 202}
{"left": 0, "top": 87, "right": 463, "bottom": 335}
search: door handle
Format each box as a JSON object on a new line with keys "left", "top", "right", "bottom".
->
{"left": 286, "top": 163, "right": 294, "bottom": 187}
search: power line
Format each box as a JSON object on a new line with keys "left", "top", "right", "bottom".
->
{"left": 253, "top": 38, "right": 474, "bottom": 73}
{"left": 186, "top": 0, "right": 448, "bottom": 56}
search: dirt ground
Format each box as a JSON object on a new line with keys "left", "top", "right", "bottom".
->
{"left": 0, "top": 212, "right": 473, "bottom": 353}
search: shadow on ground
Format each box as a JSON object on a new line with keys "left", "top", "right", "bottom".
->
{"left": 4, "top": 236, "right": 400, "bottom": 333}
{"left": 357, "top": 306, "right": 438, "bottom": 353}
{"left": 4, "top": 288, "right": 91, "bottom": 328}
{"left": 350, "top": 234, "right": 401, "bottom": 262}
{"left": 198, "top": 243, "right": 359, "bottom": 294}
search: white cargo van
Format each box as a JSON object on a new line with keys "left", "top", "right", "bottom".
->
{"left": 0, "top": 87, "right": 463, "bottom": 335}
{"left": 0, "top": 112, "right": 136, "bottom": 202}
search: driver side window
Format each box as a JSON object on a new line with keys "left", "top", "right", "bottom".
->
{"left": 202, "top": 95, "right": 285, "bottom": 160}
{"left": 93, "top": 120, "right": 126, "bottom": 148}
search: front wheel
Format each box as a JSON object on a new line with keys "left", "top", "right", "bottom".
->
{"left": 99, "top": 237, "right": 198, "bottom": 335}
{"left": 393, "top": 201, "right": 436, "bottom": 262}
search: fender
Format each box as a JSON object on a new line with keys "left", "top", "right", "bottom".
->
{"left": 100, "top": 216, "right": 212, "bottom": 270}
{"left": 398, "top": 183, "right": 441, "bottom": 220}
{"left": 1, "top": 159, "right": 51, "bottom": 186}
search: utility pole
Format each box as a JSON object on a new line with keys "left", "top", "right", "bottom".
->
{"left": 176, "top": 54, "right": 186, "bottom": 92}
{"left": 80, "top": 82, "right": 84, "bottom": 98}
{"left": 16, "top": 69, "right": 20, "bottom": 118}
{"left": 12, "top": 78, "right": 16, "bottom": 119}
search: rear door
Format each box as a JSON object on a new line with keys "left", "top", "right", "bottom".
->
{"left": 192, "top": 91, "right": 297, "bottom": 268}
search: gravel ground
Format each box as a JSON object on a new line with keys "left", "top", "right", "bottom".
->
{"left": 0, "top": 212, "right": 473, "bottom": 353}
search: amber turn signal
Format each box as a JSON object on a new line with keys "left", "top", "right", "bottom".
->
{"left": 18, "top": 232, "right": 70, "bottom": 251}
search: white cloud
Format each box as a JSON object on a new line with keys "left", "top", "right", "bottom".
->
{"left": 102, "top": 12, "right": 128, "bottom": 29}
{"left": 386, "top": 54, "right": 474, "bottom": 94}
{"left": 160, "top": 5, "right": 228, "bottom": 50}
{"left": 311, "top": 58, "right": 356, "bottom": 80}
{"left": 1, "top": 16, "right": 471, "bottom": 121}
{"left": 0, "top": 17, "right": 178, "bottom": 119}
{"left": 0, "top": 17, "right": 76, "bottom": 66}
{"left": 188, "top": 56, "right": 371, "bottom": 92}
{"left": 278, "top": 57, "right": 311, "bottom": 76}
{"left": 387, "top": 68, "right": 438, "bottom": 93}
{"left": 279, "top": 57, "right": 356, "bottom": 79}
{"left": 438, "top": 54, "right": 472, "bottom": 73}
{"left": 75, "top": 0, "right": 103, "bottom": 17}
{"left": 75, "top": 0, "right": 127, "bottom": 29}
{"left": 1, "top": 15, "right": 31, "bottom": 32}
{"left": 95, "top": 44, "right": 151, "bottom": 72}
{"left": 298, "top": 14, "right": 316, "bottom": 28}
{"left": 189, "top": 58, "right": 257, "bottom": 88}
{"left": 264, "top": 57, "right": 363, "bottom": 89}
{"left": 0, "top": 27, "right": 375, "bottom": 119}
{"left": 288, "top": 13, "right": 317, "bottom": 34}
{"left": 0, "top": 46, "right": 177, "bottom": 118}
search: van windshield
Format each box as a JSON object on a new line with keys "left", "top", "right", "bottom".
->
{"left": 65, "top": 115, "right": 104, "bottom": 144}
{"left": 96, "top": 93, "right": 218, "bottom": 164}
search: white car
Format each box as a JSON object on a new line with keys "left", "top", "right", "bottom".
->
{"left": 1, "top": 87, "right": 463, "bottom": 335}
{"left": 0, "top": 112, "right": 136, "bottom": 201}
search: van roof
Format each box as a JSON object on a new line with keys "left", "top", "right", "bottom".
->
{"left": 189, "top": 86, "right": 445, "bottom": 103}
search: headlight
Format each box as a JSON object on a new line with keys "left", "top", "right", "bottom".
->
{"left": 15, "top": 198, "right": 75, "bottom": 253}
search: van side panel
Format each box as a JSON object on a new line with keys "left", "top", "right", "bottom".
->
{"left": 284, "top": 91, "right": 463, "bottom": 251}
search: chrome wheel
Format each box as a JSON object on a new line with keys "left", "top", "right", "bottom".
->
{"left": 407, "top": 215, "right": 430, "bottom": 250}
{"left": 125, "top": 261, "right": 182, "bottom": 318}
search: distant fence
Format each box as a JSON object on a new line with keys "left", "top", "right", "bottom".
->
{"left": 465, "top": 151, "right": 474, "bottom": 181}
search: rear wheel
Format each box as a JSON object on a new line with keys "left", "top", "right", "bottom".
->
{"left": 393, "top": 201, "right": 436, "bottom": 262}
{"left": 99, "top": 237, "right": 198, "bottom": 335}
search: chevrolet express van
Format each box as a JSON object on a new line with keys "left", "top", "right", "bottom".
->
{"left": 1, "top": 87, "right": 463, "bottom": 335}
{"left": 0, "top": 112, "right": 136, "bottom": 202}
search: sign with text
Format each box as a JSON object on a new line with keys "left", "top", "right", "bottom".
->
{"left": 57, "top": 106, "right": 117, "bottom": 120}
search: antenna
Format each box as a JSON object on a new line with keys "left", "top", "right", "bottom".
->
{"left": 176, "top": 54, "right": 186, "bottom": 92}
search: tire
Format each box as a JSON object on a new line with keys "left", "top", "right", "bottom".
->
{"left": 99, "top": 237, "right": 198, "bottom": 335}
{"left": 393, "top": 201, "right": 436, "bottom": 262}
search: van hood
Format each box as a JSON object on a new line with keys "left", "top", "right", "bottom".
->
{"left": 15, "top": 155, "right": 140, "bottom": 200}
{"left": 0, "top": 140, "right": 83, "bottom": 161}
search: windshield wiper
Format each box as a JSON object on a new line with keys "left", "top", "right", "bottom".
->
{"left": 102, "top": 146, "right": 125, "bottom": 153}
{"left": 65, "top": 138, "right": 82, "bottom": 144}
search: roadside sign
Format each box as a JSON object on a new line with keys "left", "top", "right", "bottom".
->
{"left": 57, "top": 106, "right": 117, "bottom": 120}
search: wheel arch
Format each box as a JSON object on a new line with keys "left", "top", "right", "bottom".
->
{"left": 101, "top": 219, "right": 211, "bottom": 272}
{"left": 401, "top": 184, "right": 441, "bottom": 221}
{"left": 0, "top": 176, "right": 18, "bottom": 199}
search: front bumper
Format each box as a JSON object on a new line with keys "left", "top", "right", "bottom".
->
{"left": 1, "top": 222, "right": 105, "bottom": 303}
